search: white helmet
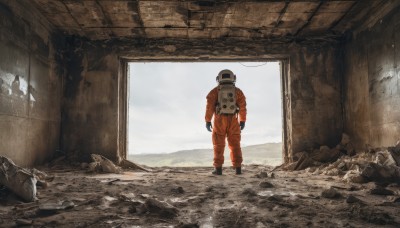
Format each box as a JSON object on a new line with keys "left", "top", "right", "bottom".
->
{"left": 216, "top": 69, "right": 236, "bottom": 84}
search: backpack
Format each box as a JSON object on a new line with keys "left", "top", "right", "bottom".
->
{"left": 216, "top": 84, "right": 238, "bottom": 115}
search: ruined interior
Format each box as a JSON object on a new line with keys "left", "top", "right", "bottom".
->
{"left": 1, "top": 0, "right": 400, "bottom": 227}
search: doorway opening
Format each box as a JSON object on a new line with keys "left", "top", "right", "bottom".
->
{"left": 127, "top": 62, "right": 283, "bottom": 167}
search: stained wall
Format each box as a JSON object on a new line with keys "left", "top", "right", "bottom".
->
{"left": 0, "top": 1, "right": 63, "bottom": 166}
{"left": 343, "top": 6, "right": 400, "bottom": 150}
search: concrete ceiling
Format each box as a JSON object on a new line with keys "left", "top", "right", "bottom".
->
{"left": 30, "top": 0, "right": 386, "bottom": 40}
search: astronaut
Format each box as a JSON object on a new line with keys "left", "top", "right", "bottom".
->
{"left": 205, "top": 69, "right": 247, "bottom": 175}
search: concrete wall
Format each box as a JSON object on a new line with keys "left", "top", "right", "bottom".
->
{"left": 343, "top": 6, "right": 400, "bottom": 150}
{"left": 62, "top": 38, "right": 343, "bottom": 162}
{"left": 0, "top": 1, "right": 63, "bottom": 166}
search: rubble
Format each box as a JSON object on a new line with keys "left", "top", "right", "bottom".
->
{"left": 346, "top": 195, "right": 362, "bottom": 203}
{"left": 258, "top": 181, "right": 274, "bottom": 188}
{"left": 286, "top": 135, "right": 400, "bottom": 185}
{"left": 88, "top": 154, "right": 122, "bottom": 173}
{"left": 370, "top": 187, "right": 394, "bottom": 196}
{"left": 144, "top": 198, "right": 179, "bottom": 218}
{"left": 39, "top": 200, "right": 75, "bottom": 211}
{"left": 0, "top": 156, "right": 37, "bottom": 202}
{"left": 321, "top": 187, "right": 341, "bottom": 198}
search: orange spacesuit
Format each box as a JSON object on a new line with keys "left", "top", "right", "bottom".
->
{"left": 205, "top": 69, "right": 247, "bottom": 175}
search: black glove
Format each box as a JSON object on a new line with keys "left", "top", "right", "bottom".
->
{"left": 240, "top": 122, "right": 245, "bottom": 130}
{"left": 206, "top": 122, "right": 212, "bottom": 132}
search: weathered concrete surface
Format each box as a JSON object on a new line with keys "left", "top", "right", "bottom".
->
{"left": 0, "top": 1, "right": 63, "bottom": 167}
{"left": 343, "top": 6, "right": 400, "bottom": 150}
{"left": 28, "top": 0, "right": 392, "bottom": 42}
{"left": 62, "top": 38, "right": 343, "bottom": 163}
{"left": 62, "top": 42, "right": 120, "bottom": 162}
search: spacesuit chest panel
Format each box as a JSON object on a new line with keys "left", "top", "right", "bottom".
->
{"left": 217, "top": 84, "right": 238, "bottom": 115}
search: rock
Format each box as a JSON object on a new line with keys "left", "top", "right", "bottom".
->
{"left": 321, "top": 187, "right": 341, "bottom": 199}
{"left": 39, "top": 200, "right": 75, "bottom": 211}
{"left": 346, "top": 195, "right": 362, "bottom": 203}
{"left": 90, "top": 154, "right": 122, "bottom": 174}
{"left": 259, "top": 181, "right": 274, "bottom": 188}
{"left": 294, "top": 153, "right": 313, "bottom": 170}
{"left": 370, "top": 187, "right": 394, "bottom": 196}
{"left": 375, "top": 150, "right": 396, "bottom": 166}
{"left": 0, "top": 156, "right": 37, "bottom": 202}
{"left": 312, "top": 146, "right": 342, "bottom": 163}
{"left": 270, "top": 173, "right": 275, "bottom": 178}
{"left": 341, "top": 133, "right": 351, "bottom": 145}
{"left": 343, "top": 170, "right": 366, "bottom": 183}
{"left": 361, "top": 162, "right": 400, "bottom": 184}
{"left": 172, "top": 186, "right": 185, "bottom": 194}
{"left": 255, "top": 171, "right": 268, "bottom": 178}
{"left": 144, "top": 198, "right": 178, "bottom": 218}
{"left": 15, "top": 219, "right": 33, "bottom": 225}
{"left": 242, "top": 188, "right": 257, "bottom": 196}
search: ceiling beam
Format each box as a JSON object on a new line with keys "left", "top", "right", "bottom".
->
{"left": 294, "top": 0, "right": 324, "bottom": 36}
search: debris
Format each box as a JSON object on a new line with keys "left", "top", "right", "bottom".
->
{"left": 255, "top": 171, "right": 268, "bottom": 178}
{"left": 15, "top": 219, "right": 33, "bottom": 225}
{"left": 89, "top": 154, "right": 122, "bottom": 173}
{"left": 360, "top": 163, "right": 400, "bottom": 184}
{"left": 39, "top": 200, "right": 75, "bottom": 211}
{"left": 370, "top": 187, "right": 394, "bottom": 196}
{"left": 343, "top": 170, "right": 366, "bottom": 183}
{"left": 375, "top": 150, "right": 397, "bottom": 166}
{"left": 321, "top": 187, "right": 341, "bottom": 199}
{"left": 346, "top": 195, "right": 362, "bottom": 203}
{"left": 171, "top": 186, "right": 185, "bottom": 194}
{"left": 107, "top": 179, "right": 120, "bottom": 185}
{"left": 119, "top": 159, "right": 150, "bottom": 172}
{"left": 311, "top": 146, "right": 342, "bottom": 163}
{"left": 341, "top": 133, "right": 351, "bottom": 145}
{"left": 0, "top": 156, "right": 37, "bottom": 202}
{"left": 32, "top": 168, "right": 54, "bottom": 188}
{"left": 242, "top": 188, "right": 257, "bottom": 196}
{"left": 292, "top": 153, "right": 313, "bottom": 170}
{"left": 144, "top": 198, "right": 178, "bottom": 218}
{"left": 258, "top": 181, "right": 274, "bottom": 188}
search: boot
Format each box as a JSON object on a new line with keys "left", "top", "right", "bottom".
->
{"left": 235, "top": 167, "right": 242, "bottom": 175}
{"left": 212, "top": 167, "right": 222, "bottom": 175}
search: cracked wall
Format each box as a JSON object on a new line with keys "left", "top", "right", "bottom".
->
{"left": 344, "top": 6, "right": 400, "bottom": 151}
{"left": 0, "top": 1, "right": 63, "bottom": 167}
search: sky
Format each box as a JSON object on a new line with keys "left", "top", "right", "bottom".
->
{"left": 128, "top": 62, "right": 282, "bottom": 154}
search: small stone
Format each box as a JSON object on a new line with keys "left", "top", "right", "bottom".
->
{"left": 259, "top": 181, "right": 274, "bottom": 188}
{"left": 255, "top": 171, "right": 268, "bottom": 178}
{"left": 321, "top": 187, "right": 341, "bottom": 199}
{"left": 346, "top": 195, "right": 362, "bottom": 203}
{"left": 270, "top": 173, "right": 275, "bottom": 178}
{"left": 242, "top": 188, "right": 257, "bottom": 196}
{"left": 172, "top": 186, "right": 185, "bottom": 194}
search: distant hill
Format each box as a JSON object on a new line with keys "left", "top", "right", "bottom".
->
{"left": 128, "top": 143, "right": 282, "bottom": 167}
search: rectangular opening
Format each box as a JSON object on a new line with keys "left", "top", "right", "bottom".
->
{"left": 126, "top": 62, "right": 284, "bottom": 167}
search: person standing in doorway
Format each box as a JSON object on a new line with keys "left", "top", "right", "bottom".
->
{"left": 205, "top": 69, "right": 247, "bottom": 175}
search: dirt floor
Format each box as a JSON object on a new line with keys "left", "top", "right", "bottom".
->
{"left": 0, "top": 164, "right": 399, "bottom": 227}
